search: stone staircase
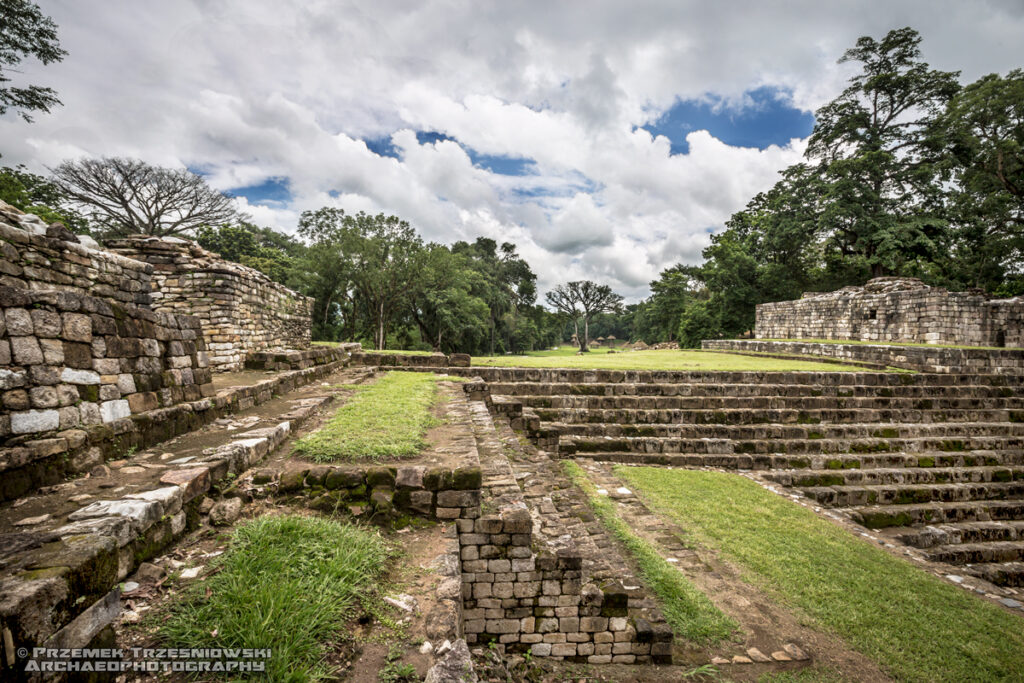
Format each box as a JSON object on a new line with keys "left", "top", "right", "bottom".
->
{"left": 462, "top": 369, "right": 1024, "bottom": 589}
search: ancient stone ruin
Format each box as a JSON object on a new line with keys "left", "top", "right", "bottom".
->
{"left": 106, "top": 237, "right": 312, "bottom": 371}
{"left": 2, "top": 206, "right": 1023, "bottom": 680}
{"left": 755, "top": 277, "right": 1024, "bottom": 347}
{"left": 0, "top": 200, "right": 333, "bottom": 501}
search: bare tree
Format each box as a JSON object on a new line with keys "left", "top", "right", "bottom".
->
{"left": 546, "top": 281, "right": 623, "bottom": 351}
{"left": 49, "top": 157, "right": 241, "bottom": 237}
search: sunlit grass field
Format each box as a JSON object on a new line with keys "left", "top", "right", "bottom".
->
{"left": 472, "top": 346, "right": 874, "bottom": 372}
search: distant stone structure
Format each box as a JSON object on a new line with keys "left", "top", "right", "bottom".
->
{"left": 107, "top": 236, "right": 313, "bottom": 371}
{"left": 755, "top": 277, "right": 1024, "bottom": 347}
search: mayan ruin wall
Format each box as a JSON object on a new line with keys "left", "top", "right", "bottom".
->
{"left": 0, "top": 200, "right": 317, "bottom": 500}
{"left": 755, "top": 277, "right": 1024, "bottom": 347}
{"left": 107, "top": 237, "right": 312, "bottom": 371}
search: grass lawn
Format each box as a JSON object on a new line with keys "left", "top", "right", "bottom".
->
{"left": 161, "top": 515, "right": 391, "bottom": 681}
{"left": 761, "top": 338, "right": 1007, "bottom": 351}
{"left": 473, "top": 346, "right": 872, "bottom": 372}
{"left": 617, "top": 467, "right": 1024, "bottom": 683}
{"left": 562, "top": 461, "right": 737, "bottom": 644}
{"left": 293, "top": 371, "right": 438, "bottom": 462}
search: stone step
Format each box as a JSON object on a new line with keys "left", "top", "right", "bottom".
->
{"left": 926, "top": 541, "right": 1024, "bottom": 565}
{"left": 802, "top": 481, "right": 1024, "bottom": 508}
{"left": 456, "top": 367, "right": 1020, "bottom": 388}
{"left": 568, "top": 450, "right": 1024, "bottom": 470}
{"left": 488, "top": 381, "right": 1024, "bottom": 399}
{"left": 559, "top": 434, "right": 1024, "bottom": 457}
{"left": 962, "top": 561, "right": 1024, "bottom": 587}
{"left": 534, "top": 407, "right": 1016, "bottom": 426}
{"left": 764, "top": 466, "right": 1024, "bottom": 488}
{"left": 551, "top": 421, "right": 1024, "bottom": 441}
{"left": 891, "top": 521, "right": 1024, "bottom": 548}
{"left": 521, "top": 395, "right": 1024, "bottom": 412}
{"left": 848, "top": 500, "right": 1024, "bottom": 528}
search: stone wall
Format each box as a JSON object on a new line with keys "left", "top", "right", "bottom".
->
{"left": 107, "top": 237, "right": 313, "bottom": 371}
{"left": 702, "top": 339, "right": 1024, "bottom": 375}
{"left": 0, "top": 209, "right": 150, "bottom": 306}
{"left": 0, "top": 285, "right": 216, "bottom": 500}
{"left": 755, "top": 277, "right": 1024, "bottom": 347}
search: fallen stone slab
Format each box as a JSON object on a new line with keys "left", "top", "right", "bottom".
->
{"left": 68, "top": 499, "right": 162, "bottom": 535}
{"left": 425, "top": 638, "right": 476, "bottom": 683}
{"left": 43, "top": 587, "right": 120, "bottom": 650}
{"left": 209, "top": 498, "right": 243, "bottom": 526}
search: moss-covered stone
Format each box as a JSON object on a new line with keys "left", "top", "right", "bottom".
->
{"left": 370, "top": 487, "right": 394, "bottom": 514}
{"left": 366, "top": 466, "right": 396, "bottom": 488}
{"left": 423, "top": 467, "right": 453, "bottom": 491}
{"left": 452, "top": 466, "right": 482, "bottom": 490}
{"left": 278, "top": 468, "right": 308, "bottom": 492}
{"left": 305, "top": 466, "right": 330, "bottom": 487}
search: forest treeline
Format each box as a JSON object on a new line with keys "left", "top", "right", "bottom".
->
{"left": 1, "top": 27, "right": 1021, "bottom": 352}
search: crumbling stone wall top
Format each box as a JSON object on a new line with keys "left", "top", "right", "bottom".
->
{"left": 756, "top": 277, "right": 1024, "bottom": 347}
{"left": 107, "top": 236, "right": 313, "bottom": 371}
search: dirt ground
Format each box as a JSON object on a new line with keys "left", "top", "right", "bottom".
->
{"left": 114, "top": 502, "right": 454, "bottom": 683}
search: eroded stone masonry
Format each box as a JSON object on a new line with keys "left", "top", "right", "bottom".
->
{"left": 107, "top": 236, "right": 312, "bottom": 370}
{"left": 755, "top": 277, "right": 1024, "bottom": 347}
{"left": 0, "top": 201, "right": 325, "bottom": 502}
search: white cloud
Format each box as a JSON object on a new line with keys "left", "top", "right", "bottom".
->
{"left": 2, "top": 1, "right": 1023, "bottom": 301}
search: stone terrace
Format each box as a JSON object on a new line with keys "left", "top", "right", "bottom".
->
{"left": 363, "top": 358, "right": 1024, "bottom": 598}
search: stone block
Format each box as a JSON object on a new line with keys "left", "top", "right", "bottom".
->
{"left": 99, "top": 399, "right": 130, "bottom": 423}
{"left": 10, "top": 336, "right": 43, "bottom": 364}
{"left": 11, "top": 409, "right": 60, "bottom": 434}
{"left": 62, "top": 312, "right": 92, "bottom": 342}
{"left": 30, "top": 309, "right": 62, "bottom": 337}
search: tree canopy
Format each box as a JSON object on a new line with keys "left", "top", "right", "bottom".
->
{"left": 0, "top": 0, "right": 66, "bottom": 122}
{"left": 50, "top": 157, "right": 242, "bottom": 238}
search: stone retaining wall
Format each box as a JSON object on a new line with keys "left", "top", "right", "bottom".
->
{"left": 273, "top": 463, "right": 483, "bottom": 521}
{"left": 0, "top": 347, "right": 353, "bottom": 504}
{"left": 703, "top": 339, "right": 1024, "bottom": 375}
{"left": 0, "top": 385, "right": 332, "bottom": 680}
{"left": 245, "top": 345, "right": 355, "bottom": 372}
{"left": 107, "top": 237, "right": 314, "bottom": 371}
{"left": 755, "top": 277, "right": 1024, "bottom": 347}
{"left": 0, "top": 216, "right": 150, "bottom": 307}
{"left": 461, "top": 399, "right": 670, "bottom": 663}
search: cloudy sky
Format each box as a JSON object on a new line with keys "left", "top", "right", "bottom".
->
{"left": 3, "top": 1, "right": 1024, "bottom": 300}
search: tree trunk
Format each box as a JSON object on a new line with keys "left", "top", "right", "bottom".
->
{"left": 489, "top": 315, "right": 495, "bottom": 356}
{"left": 377, "top": 300, "right": 385, "bottom": 350}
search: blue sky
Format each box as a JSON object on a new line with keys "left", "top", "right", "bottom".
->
{"left": 4, "top": 1, "right": 1023, "bottom": 299}
{"left": 640, "top": 87, "right": 816, "bottom": 155}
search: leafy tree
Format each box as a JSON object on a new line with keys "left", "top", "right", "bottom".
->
{"left": 544, "top": 283, "right": 581, "bottom": 343}
{"left": 408, "top": 245, "right": 490, "bottom": 352}
{"left": 934, "top": 69, "right": 1024, "bottom": 292}
{"left": 1, "top": 0, "right": 66, "bottom": 122}
{"left": 195, "top": 222, "right": 304, "bottom": 285}
{"left": 294, "top": 208, "right": 357, "bottom": 341}
{"left": 547, "top": 281, "right": 623, "bottom": 351}
{"left": 807, "top": 27, "right": 960, "bottom": 277}
{"left": 296, "top": 208, "right": 422, "bottom": 349}
{"left": 50, "top": 157, "right": 241, "bottom": 238}
{"left": 452, "top": 238, "right": 537, "bottom": 355}
{"left": 0, "top": 164, "right": 88, "bottom": 232}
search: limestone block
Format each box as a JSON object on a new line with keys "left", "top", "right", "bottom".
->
{"left": 99, "top": 399, "right": 130, "bottom": 423}
{"left": 10, "top": 409, "right": 60, "bottom": 434}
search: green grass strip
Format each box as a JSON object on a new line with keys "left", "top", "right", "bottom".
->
{"left": 474, "top": 347, "right": 871, "bottom": 372}
{"left": 293, "top": 371, "right": 438, "bottom": 462}
{"left": 616, "top": 467, "right": 1024, "bottom": 683}
{"left": 160, "top": 515, "right": 391, "bottom": 681}
{"left": 562, "top": 461, "right": 737, "bottom": 645}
